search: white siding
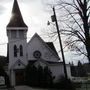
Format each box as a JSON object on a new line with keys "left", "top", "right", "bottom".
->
{"left": 49, "top": 64, "right": 71, "bottom": 82}
{"left": 49, "top": 64, "right": 65, "bottom": 82}
{"left": 27, "top": 34, "right": 59, "bottom": 62}
{"left": 8, "top": 40, "right": 27, "bottom": 69}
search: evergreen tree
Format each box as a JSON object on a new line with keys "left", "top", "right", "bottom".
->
{"left": 43, "top": 66, "right": 53, "bottom": 86}
{"left": 77, "top": 61, "right": 87, "bottom": 77}
{"left": 37, "top": 65, "right": 44, "bottom": 86}
{"left": 25, "top": 64, "right": 38, "bottom": 86}
{"left": 25, "top": 64, "right": 54, "bottom": 87}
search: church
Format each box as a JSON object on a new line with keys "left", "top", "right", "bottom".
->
{"left": 6, "top": 0, "right": 71, "bottom": 86}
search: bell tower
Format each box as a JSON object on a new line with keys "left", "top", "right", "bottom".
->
{"left": 7, "top": 0, "right": 28, "bottom": 69}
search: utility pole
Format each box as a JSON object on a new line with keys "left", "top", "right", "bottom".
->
{"left": 51, "top": 7, "right": 68, "bottom": 79}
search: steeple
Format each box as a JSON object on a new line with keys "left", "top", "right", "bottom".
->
{"left": 7, "top": 0, "right": 27, "bottom": 27}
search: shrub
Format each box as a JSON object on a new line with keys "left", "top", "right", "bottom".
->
{"left": 25, "top": 64, "right": 54, "bottom": 88}
{"left": 53, "top": 76, "right": 75, "bottom": 90}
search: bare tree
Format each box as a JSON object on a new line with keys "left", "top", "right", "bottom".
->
{"left": 47, "top": 0, "right": 90, "bottom": 63}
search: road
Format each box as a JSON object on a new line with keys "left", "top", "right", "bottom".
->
{"left": 0, "top": 86, "right": 48, "bottom": 90}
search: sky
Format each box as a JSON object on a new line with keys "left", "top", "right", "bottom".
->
{"left": 0, "top": 0, "right": 52, "bottom": 55}
{"left": 0, "top": 0, "right": 88, "bottom": 64}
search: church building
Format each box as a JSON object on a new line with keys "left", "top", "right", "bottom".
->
{"left": 6, "top": 0, "right": 71, "bottom": 86}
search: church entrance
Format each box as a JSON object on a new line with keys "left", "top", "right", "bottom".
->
{"left": 15, "top": 69, "right": 25, "bottom": 85}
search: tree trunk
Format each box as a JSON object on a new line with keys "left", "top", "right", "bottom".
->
{"left": 85, "top": 39, "right": 90, "bottom": 63}
{"left": 83, "top": 17, "right": 90, "bottom": 63}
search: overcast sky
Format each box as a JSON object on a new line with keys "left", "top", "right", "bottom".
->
{"left": 0, "top": 0, "right": 88, "bottom": 64}
{"left": 0, "top": 0, "right": 52, "bottom": 55}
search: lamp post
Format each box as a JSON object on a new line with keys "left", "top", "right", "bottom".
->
{"left": 50, "top": 7, "right": 68, "bottom": 79}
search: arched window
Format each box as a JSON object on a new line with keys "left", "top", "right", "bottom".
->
{"left": 20, "top": 45, "right": 23, "bottom": 56}
{"left": 14, "top": 45, "right": 17, "bottom": 57}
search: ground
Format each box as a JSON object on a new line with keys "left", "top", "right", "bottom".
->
{"left": 15, "top": 86, "right": 48, "bottom": 90}
{"left": 0, "top": 86, "right": 48, "bottom": 90}
{"left": 0, "top": 85, "right": 90, "bottom": 90}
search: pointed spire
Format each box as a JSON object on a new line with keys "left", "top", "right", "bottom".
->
{"left": 7, "top": 0, "right": 27, "bottom": 27}
{"left": 12, "top": 0, "right": 22, "bottom": 16}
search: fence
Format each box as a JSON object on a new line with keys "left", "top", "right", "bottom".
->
{"left": 76, "top": 82, "right": 90, "bottom": 90}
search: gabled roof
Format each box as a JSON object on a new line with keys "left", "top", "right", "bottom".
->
{"left": 11, "top": 59, "right": 26, "bottom": 69}
{"left": 34, "top": 59, "right": 48, "bottom": 67}
{"left": 28, "top": 33, "right": 60, "bottom": 60}
{"left": 46, "top": 42, "right": 58, "bottom": 56}
{"left": 28, "top": 60, "right": 64, "bottom": 66}
{"left": 7, "top": 0, "right": 27, "bottom": 28}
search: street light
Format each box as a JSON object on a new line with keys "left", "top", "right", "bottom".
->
{"left": 48, "top": 7, "right": 68, "bottom": 79}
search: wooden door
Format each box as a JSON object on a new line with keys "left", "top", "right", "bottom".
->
{"left": 15, "top": 70, "right": 25, "bottom": 85}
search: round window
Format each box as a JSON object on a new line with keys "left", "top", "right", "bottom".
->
{"left": 33, "top": 50, "right": 41, "bottom": 59}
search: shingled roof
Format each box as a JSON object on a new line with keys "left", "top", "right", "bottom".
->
{"left": 7, "top": 0, "right": 27, "bottom": 27}
{"left": 46, "top": 42, "right": 59, "bottom": 57}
